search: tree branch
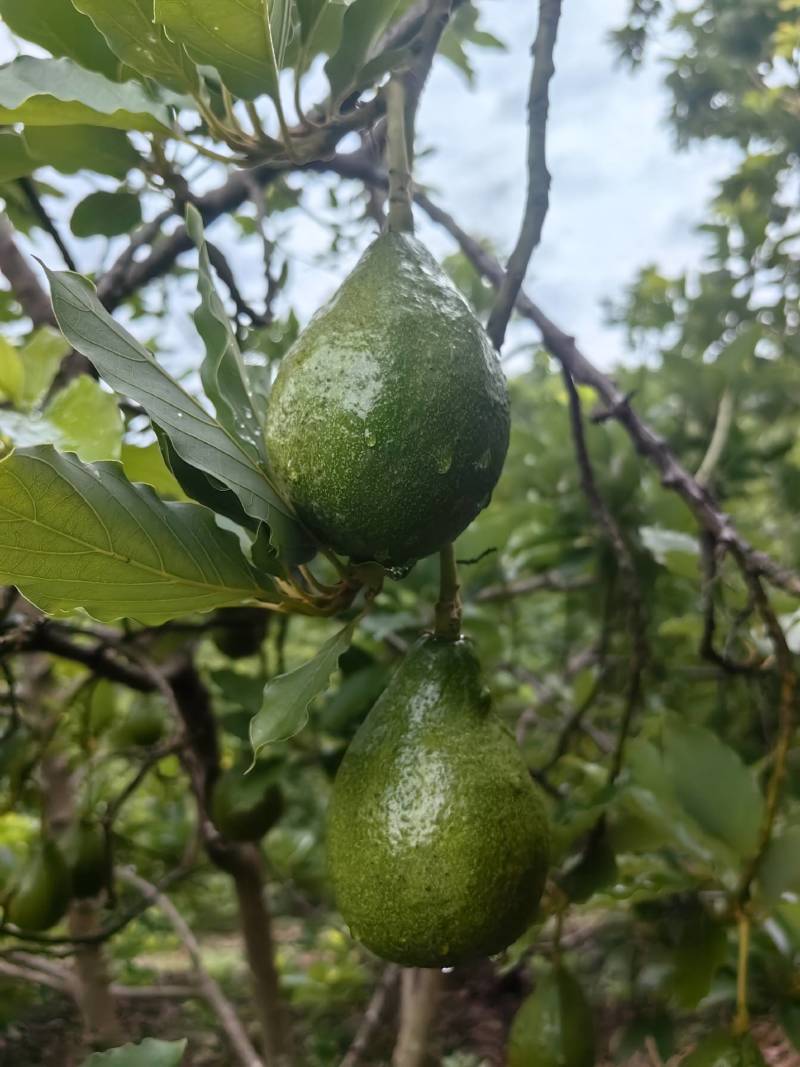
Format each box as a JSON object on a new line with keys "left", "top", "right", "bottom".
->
{"left": 486, "top": 0, "right": 562, "bottom": 350}
{"left": 0, "top": 215, "right": 56, "bottom": 326}
{"left": 339, "top": 966, "right": 400, "bottom": 1067}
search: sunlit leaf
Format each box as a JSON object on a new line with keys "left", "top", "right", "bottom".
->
{"left": 324, "top": 0, "right": 402, "bottom": 105}
{"left": 80, "top": 1038, "right": 187, "bottom": 1067}
{"left": 0, "top": 0, "right": 120, "bottom": 80}
{"left": 24, "top": 126, "right": 140, "bottom": 179}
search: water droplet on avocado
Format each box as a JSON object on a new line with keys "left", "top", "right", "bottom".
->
{"left": 435, "top": 449, "right": 453, "bottom": 474}
{"left": 476, "top": 447, "right": 492, "bottom": 470}
{"left": 364, "top": 429, "right": 377, "bottom": 448}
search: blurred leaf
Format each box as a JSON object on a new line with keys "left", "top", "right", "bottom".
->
{"left": 81, "top": 1038, "right": 187, "bottom": 1066}
{"left": 0, "top": 0, "right": 120, "bottom": 80}
{"left": 561, "top": 824, "right": 618, "bottom": 903}
{"left": 70, "top": 190, "right": 142, "bottom": 238}
{"left": 251, "top": 619, "right": 358, "bottom": 753}
{"left": 0, "top": 57, "right": 171, "bottom": 132}
{"left": 0, "top": 336, "right": 24, "bottom": 404}
{"left": 779, "top": 1003, "right": 800, "bottom": 1052}
{"left": 669, "top": 907, "right": 727, "bottom": 1009}
{"left": 17, "top": 327, "right": 70, "bottom": 409}
{"left": 663, "top": 719, "right": 764, "bottom": 859}
{"left": 0, "top": 131, "right": 38, "bottom": 181}
{"left": 120, "top": 441, "right": 187, "bottom": 500}
{"left": 44, "top": 376, "right": 124, "bottom": 460}
{"left": 507, "top": 965, "right": 595, "bottom": 1067}
{"left": 757, "top": 827, "right": 800, "bottom": 905}
{"left": 73, "top": 0, "right": 199, "bottom": 92}
{"left": 24, "top": 126, "right": 140, "bottom": 179}
{"left": 154, "top": 0, "right": 281, "bottom": 100}
{"left": 324, "top": 0, "right": 401, "bottom": 104}
{"left": 297, "top": 0, "right": 330, "bottom": 43}
{"left": 0, "top": 446, "right": 276, "bottom": 624}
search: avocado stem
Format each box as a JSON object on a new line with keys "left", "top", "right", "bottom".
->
{"left": 733, "top": 909, "right": 751, "bottom": 1036}
{"left": 386, "top": 78, "right": 415, "bottom": 235}
{"left": 434, "top": 542, "right": 462, "bottom": 641}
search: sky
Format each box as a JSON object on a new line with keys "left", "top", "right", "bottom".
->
{"left": 0, "top": 2, "right": 740, "bottom": 373}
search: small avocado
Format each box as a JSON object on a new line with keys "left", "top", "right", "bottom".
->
{"left": 65, "top": 819, "right": 108, "bottom": 899}
{"left": 327, "top": 635, "right": 549, "bottom": 967}
{"left": 507, "top": 965, "right": 595, "bottom": 1067}
{"left": 7, "top": 840, "right": 71, "bottom": 931}
{"left": 681, "top": 1032, "right": 766, "bottom": 1067}
{"left": 211, "top": 768, "right": 284, "bottom": 843}
{"left": 265, "top": 232, "right": 510, "bottom": 567}
{"left": 115, "top": 700, "right": 166, "bottom": 748}
{"left": 212, "top": 607, "right": 270, "bottom": 659}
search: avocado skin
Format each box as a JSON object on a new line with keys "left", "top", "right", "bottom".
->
{"left": 265, "top": 233, "right": 510, "bottom": 567}
{"left": 211, "top": 770, "right": 284, "bottom": 843}
{"left": 7, "top": 841, "right": 71, "bottom": 931}
{"left": 327, "top": 635, "right": 549, "bottom": 967}
{"left": 507, "top": 965, "right": 595, "bottom": 1067}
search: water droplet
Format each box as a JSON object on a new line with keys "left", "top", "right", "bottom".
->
{"left": 441, "top": 966, "right": 454, "bottom": 974}
{"left": 476, "top": 447, "right": 491, "bottom": 470}
{"left": 364, "top": 429, "right": 377, "bottom": 448}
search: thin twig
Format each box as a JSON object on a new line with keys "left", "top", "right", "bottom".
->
{"left": 340, "top": 966, "right": 400, "bottom": 1067}
{"left": 696, "top": 387, "right": 735, "bottom": 488}
{"left": 118, "top": 867, "right": 263, "bottom": 1067}
{"left": 17, "top": 178, "right": 78, "bottom": 272}
{"left": 476, "top": 570, "right": 593, "bottom": 603}
{"left": 487, "top": 0, "right": 562, "bottom": 350}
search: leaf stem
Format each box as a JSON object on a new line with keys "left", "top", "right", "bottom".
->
{"left": 733, "top": 910, "right": 751, "bottom": 1036}
{"left": 386, "top": 78, "right": 414, "bottom": 234}
{"left": 434, "top": 542, "right": 462, "bottom": 641}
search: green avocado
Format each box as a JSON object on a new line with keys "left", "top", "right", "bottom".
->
{"left": 211, "top": 768, "right": 285, "bottom": 843}
{"left": 212, "top": 606, "right": 270, "bottom": 659}
{"left": 681, "top": 1032, "right": 766, "bottom": 1067}
{"left": 265, "top": 232, "right": 510, "bottom": 567}
{"left": 7, "top": 840, "right": 71, "bottom": 931}
{"left": 327, "top": 635, "right": 549, "bottom": 967}
{"left": 507, "top": 965, "right": 595, "bottom": 1067}
{"left": 65, "top": 819, "right": 108, "bottom": 899}
{"left": 115, "top": 700, "right": 166, "bottom": 748}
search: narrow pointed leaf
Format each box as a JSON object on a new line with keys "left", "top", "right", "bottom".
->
{"left": 186, "top": 205, "right": 264, "bottom": 457}
{"left": 0, "top": 446, "right": 275, "bottom": 624}
{"left": 324, "top": 0, "right": 402, "bottom": 105}
{"left": 0, "top": 57, "right": 171, "bottom": 132}
{"left": 251, "top": 618, "right": 357, "bottom": 753}
{"left": 46, "top": 268, "right": 309, "bottom": 563}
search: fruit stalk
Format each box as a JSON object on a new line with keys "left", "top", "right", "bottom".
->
{"left": 392, "top": 968, "right": 443, "bottom": 1067}
{"left": 434, "top": 542, "right": 462, "bottom": 641}
{"left": 386, "top": 77, "right": 415, "bottom": 235}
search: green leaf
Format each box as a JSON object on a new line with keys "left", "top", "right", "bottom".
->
{"left": 70, "top": 190, "right": 142, "bottom": 238}
{"left": 0, "top": 0, "right": 120, "bottom": 80}
{"left": 757, "top": 827, "right": 800, "bottom": 905}
{"left": 324, "top": 0, "right": 402, "bottom": 104}
{"left": 17, "top": 328, "right": 70, "bottom": 410}
{"left": 24, "top": 126, "right": 140, "bottom": 179}
{"left": 0, "top": 336, "right": 24, "bottom": 404}
{"left": 44, "top": 376, "right": 124, "bottom": 461}
{"left": 663, "top": 719, "right": 764, "bottom": 859}
{"left": 80, "top": 1038, "right": 187, "bottom": 1067}
{"left": 72, "top": 0, "right": 199, "bottom": 92}
{"left": 153, "top": 0, "right": 281, "bottom": 100}
{"left": 120, "top": 441, "right": 187, "bottom": 501}
{"left": 0, "top": 131, "right": 38, "bottom": 182}
{"left": 669, "top": 907, "right": 727, "bottom": 1009}
{"left": 780, "top": 1003, "right": 800, "bottom": 1053}
{"left": 46, "top": 268, "right": 309, "bottom": 562}
{"left": 507, "top": 965, "right": 595, "bottom": 1067}
{"left": 185, "top": 205, "right": 264, "bottom": 458}
{"left": 640, "top": 525, "right": 699, "bottom": 579}
{"left": 251, "top": 618, "right": 357, "bottom": 754}
{"left": 296, "top": 0, "right": 330, "bottom": 44}
{"left": 0, "top": 57, "right": 171, "bottom": 132}
{"left": 0, "top": 446, "right": 275, "bottom": 624}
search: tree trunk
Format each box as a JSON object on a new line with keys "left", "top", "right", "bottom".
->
{"left": 40, "top": 750, "right": 123, "bottom": 1048}
{"left": 392, "top": 969, "right": 443, "bottom": 1067}
{"left": 231, "top": 846, "right": 293, "bottom": 1067}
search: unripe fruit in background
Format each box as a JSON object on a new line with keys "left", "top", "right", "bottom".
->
{"left": 211, "top": 768, "right": 284, "bottom": 843}
{"left": 6, "top": 840, "right": 71, "bottom": 932}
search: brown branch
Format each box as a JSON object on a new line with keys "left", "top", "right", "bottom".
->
{"left": 486, "top": 0, "right": 562, "bottom": 350}
{"left": 560, "top": 366, "right": 647, "bottom": 781}
{"left": 699, "top": 533, "right": 762, "bottom": 674}
{"left": 0, "top": 215, "right": 56, "bottom": 326}
{"left": 476, "top": 570, "right": 593, "bottom": 603}
{"left": 339, "top": 966, "right": 400, "bottom": 1067}
{"left": 17, "top": 178, "right": 78, "bottom": 273}
{"left": 118, "top": 867, "right": 263, "bottom": 1067}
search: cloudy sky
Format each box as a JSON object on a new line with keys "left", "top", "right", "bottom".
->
{"left": 0, "top": 2, "right": 739, "bottom": 372}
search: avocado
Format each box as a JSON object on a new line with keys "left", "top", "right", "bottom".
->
{"left": 115, "top": 700, "right": 166, "bottom": 748}
{"left": 211, "top": 767, "right": 285, "bottom": 843}
{"left": 7, "top": 840, "right": 71, "bottom": 931}
{"left": 212, "top": 606, "right": 270, "bottom": 659}
{"left": 65, "top": 819, "right": 108, "bottom": 899}
{"left": 507, "top": 965, "right": 595, "bottom": 1067}
{"left": 265, "top": 232, "right": 510, "bottom": 567}
{"left": 327, "top": 635, "right": 549, "bottom": 967}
